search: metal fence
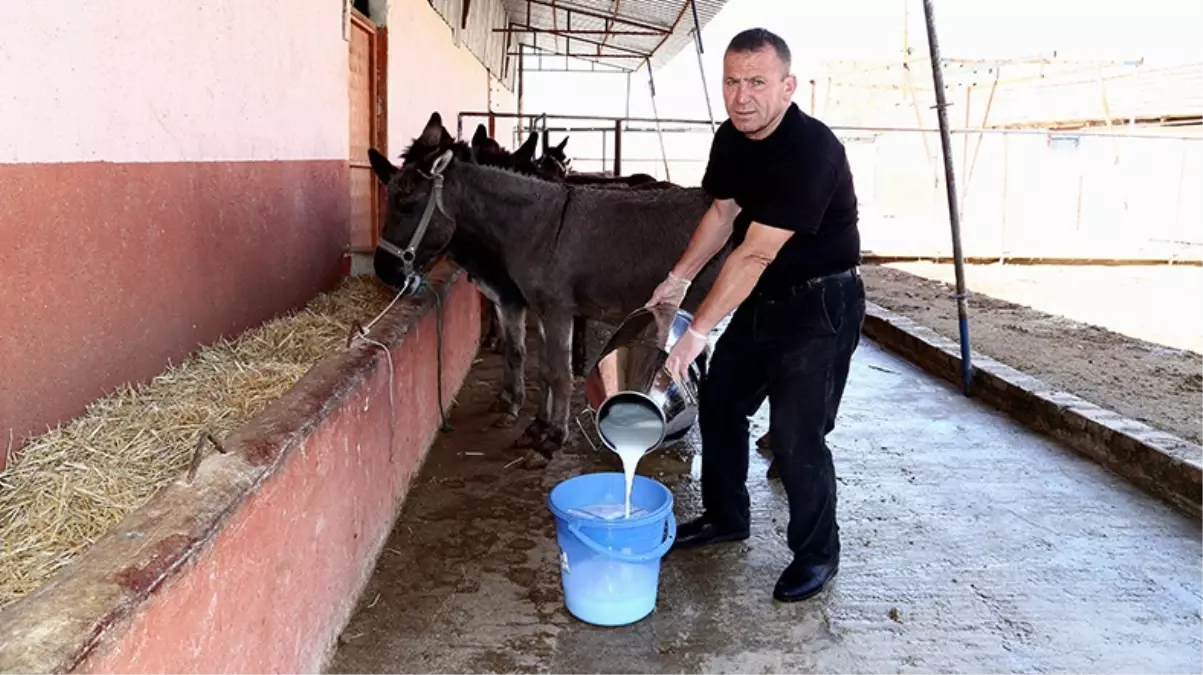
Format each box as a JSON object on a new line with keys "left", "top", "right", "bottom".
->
{"left": 460, "top": 111, "right": 1203, "bottom": 263}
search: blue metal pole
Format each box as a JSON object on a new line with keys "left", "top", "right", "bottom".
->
{"left": 920, "top": 0, "right": 974, "bottom": 396}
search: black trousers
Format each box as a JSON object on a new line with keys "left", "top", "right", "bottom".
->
{"left": 697, "top": 270, "right": 866, "bottom": 563}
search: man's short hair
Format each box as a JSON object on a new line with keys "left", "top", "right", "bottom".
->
{"left": 726, "top": 28, "right": 791, "bottom": 70}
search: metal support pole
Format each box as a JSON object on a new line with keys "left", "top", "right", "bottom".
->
{"left": 689, "top": 0, "right": 716, "bottom": 133}
{"left": 625, "top": 71, "right": 633, "bottom": 118}
{"left": 646, "top": 60, "right": 672, "bottom": 182}
{"left": 1000, "top": 131, "right": 1009, "bottom": 264}
{"left": 613, "top": 119, "right": 623, "bottom": 176}
{"left": 920, "top": 0, "right": 973, "bottom": 396}
{"left": 517, "top": 43, "right": 525, "bottom": 126}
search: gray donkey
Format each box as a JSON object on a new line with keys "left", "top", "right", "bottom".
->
{"left": 465, "top": 123, "right": 635, "bottom": 413}
{"left": 368, "top": 113, "right": 728, "bottom": 465}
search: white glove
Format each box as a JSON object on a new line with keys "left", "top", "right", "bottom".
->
{"left": 644, "top": 271, "right": 691, "bottom": 309}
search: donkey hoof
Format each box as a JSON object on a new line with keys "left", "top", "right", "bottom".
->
{"left": 492, "top": 413, "right": 520, "bottom": 429}
{"left": 533, "top": 426, "right": 567, "bottom": 458}
{"left": 521, "top": 448, "right": 551, "bottom": 470}
{"left": 515, "top": 420, "right": 549, "bottom": 447}
{"left": 488, "top": 396, "right": 514, "bottom": 414}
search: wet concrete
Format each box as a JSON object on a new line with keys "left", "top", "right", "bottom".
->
{"left": 328, "top": 323, "right": 1202, "bottom": 674}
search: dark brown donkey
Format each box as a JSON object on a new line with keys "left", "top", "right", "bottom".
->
{"left": 368, "top": 113, "right": 729, "bottom": 465}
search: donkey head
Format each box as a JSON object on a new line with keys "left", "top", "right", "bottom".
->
{"left": 510, "top": 132, "right": 540, "bottom": 173}
{"left": 470, "top": 124, "right": 541, "bottom": 175}
{"left": 535, "top": 136, "right": 571, "bottom": 180}
{"left": 367, "top": 112, "right": 471, "bottom": 293}
{"left": 470, "top": 124, "right": 504, "bottom": 159}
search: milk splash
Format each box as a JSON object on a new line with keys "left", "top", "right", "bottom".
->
{"left": 597, "top": 398, "right": 664, "bottom": 518}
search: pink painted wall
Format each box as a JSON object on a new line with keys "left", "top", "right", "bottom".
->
{"left": 0, "top": 0, "right": 515, "bottom": 454}
{"left": 0, "top": 268, "right": 482, "bottom": 674}
{"left": 79, "top": 276, "right": 482, "bottom": 675}
{"left": 0, "top": 0, "right": 354, "bottom": 454}
{"left": 0, "top": 0, "right": 348, "bottom": 164}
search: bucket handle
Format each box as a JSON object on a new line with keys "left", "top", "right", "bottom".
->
{"left": 567, "top": 515, "right": 677, "bottom": 564}
{"left": 573, "top": 408, "right": 601, "bottom": 453}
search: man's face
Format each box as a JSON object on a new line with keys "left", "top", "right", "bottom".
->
{"left": 721, "top": 46, "right": 797, "bottom": 140}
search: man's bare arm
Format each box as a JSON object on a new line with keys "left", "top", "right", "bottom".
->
{"left": 688, "top": 222, "right": 795, "bottom": 335}
{"left": 671, "top": 198, "right": 741, "bottom": 281}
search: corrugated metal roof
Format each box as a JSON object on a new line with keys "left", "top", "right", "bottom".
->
{"left": 815, "top": 58, "right": 1203, "bottom": 130}
{"left": 497, "top": 0, "right": 730, "bottom": 72}
{"left": 430, "top": 0, "right": 518, "bottom": 87}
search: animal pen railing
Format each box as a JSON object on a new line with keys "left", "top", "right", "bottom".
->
{"left": 461, "top": 111, "right": 1203, "bottom": 264}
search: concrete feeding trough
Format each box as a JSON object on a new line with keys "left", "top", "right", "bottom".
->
{"left": 0, "top": 261, "right": 481, "bottom": 673}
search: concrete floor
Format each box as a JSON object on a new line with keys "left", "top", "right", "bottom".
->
{"left": 328, "top": 328, "right": 1202, "bottom": 674}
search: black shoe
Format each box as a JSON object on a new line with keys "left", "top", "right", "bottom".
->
{"left": 670, "top": 516, "right": 750, "bottom": 552}
{"left": 773, "top": 558, "right": 838, "bottom": 602}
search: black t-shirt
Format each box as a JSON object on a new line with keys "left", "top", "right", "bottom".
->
{"left": 701, "top": 102, "right": 860, "bottom": 292}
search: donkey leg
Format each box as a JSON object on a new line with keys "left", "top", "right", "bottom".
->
{"left": 532, "top": 312, "right": 575, "bottom": 460}
{"left": 535, "top": 317, "right": 554, "bottom": 425}
{"left": 475, "top": 282, "right": 505, "bottom": 355}
{"left": 516, "top": 316, "right": 553, "bottom": 447}
{"left": 570, "top": 316, "right": 588, "bottom": 377}
{"left": 481, "top": 301, "right": 502, "bottom": 353}
{"left": 489, "top": 303, "right": 526, "bottom": 424}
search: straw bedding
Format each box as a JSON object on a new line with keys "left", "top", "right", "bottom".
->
{"left": 0, "top": 276, "right": 398, "bottom": 610}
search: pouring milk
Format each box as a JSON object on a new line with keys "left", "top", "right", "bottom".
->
{"left": 597, "top": 399, "right": 664, "bottom": 517}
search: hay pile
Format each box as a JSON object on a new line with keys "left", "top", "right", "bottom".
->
{"left": 0, "top": 276, "right": 398, "bottom": 610}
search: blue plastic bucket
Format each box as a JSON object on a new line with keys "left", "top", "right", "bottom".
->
{"left": 547, "top": 472, "right": 677, "bottom": 626}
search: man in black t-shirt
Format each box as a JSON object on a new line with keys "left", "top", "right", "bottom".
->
{"left": 646, "top": 28, "right": 866, "bottom": 603}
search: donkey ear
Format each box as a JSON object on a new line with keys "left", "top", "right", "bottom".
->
{"left": 367, "top": 148, "right": 398, "bottom": 185}
{"left": 515, "top": 133, "right": 538, "bottom": 162}
{"left": 555, "top": 137, "right": 568, "bottom": 152}
{"left": 420, "top": 112, "right": 444, "bottom": 146}
{"left": 471, "top": 124, "right": 489, "bottom": 147}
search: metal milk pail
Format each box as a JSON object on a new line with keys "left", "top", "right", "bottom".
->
{"left": 583, "top": 305, "right": 710, "bottom": 453}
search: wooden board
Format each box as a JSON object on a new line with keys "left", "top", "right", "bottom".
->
{"left": 348, "top": 11, "right": 381, "bottom": 251}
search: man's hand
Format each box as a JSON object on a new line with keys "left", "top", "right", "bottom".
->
{"left": 644, "top": 198, "right": 740, "bottom": 309}
{"left": 664, "top": 326, "right": 709, "bottom": 385}
{"left": 644, "top": 271, "right": 691, "bottom": 309}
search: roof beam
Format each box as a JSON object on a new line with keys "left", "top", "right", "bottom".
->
{"left": 504, "top": 22, "right": 652, "bottom": 57}
{"left": 520, "top": 0, "right": 672, "bottom": 34}
{"left": 508, "top": 51, "right": 647, "bottom": 58}
{"left": 643, "top": 0, "right": 692, "bottom": 68}
{"left": 494, "top": 27, "right": 661, "bottom": 36}
{"left": 512, "top": 42, "right": 643, "bottom": 69}
{"left": 598, "top": 0, "right": 625, "bottom": 54}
